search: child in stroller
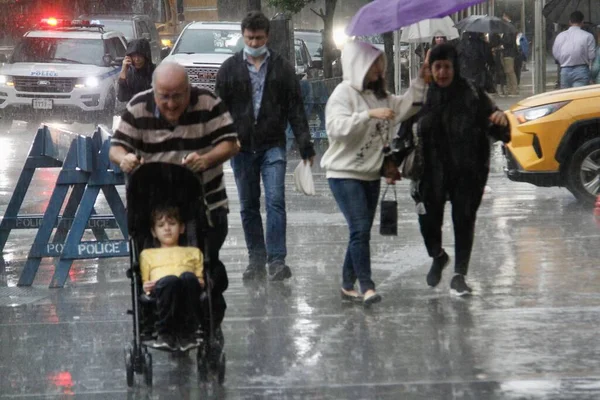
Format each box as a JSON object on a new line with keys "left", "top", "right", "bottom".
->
{"left": 141, "top": 205, "right": 205, "bottom": 352}
{"left": 124, "top": 163, "right": 226, "bottom": 386}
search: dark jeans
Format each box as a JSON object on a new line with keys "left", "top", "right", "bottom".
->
{"left": 230, "top": 147, "right": 287, "bottom": 266}
{"left": 154, "top": 272, "right": 202, "bottom": 335}
{"left": 418, "top": 171, "right": 486, "bottom": 275}
{"left": 328, "top": 178, "right": 380, "bottom": 293}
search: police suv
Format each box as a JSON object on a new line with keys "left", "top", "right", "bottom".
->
{"left": 0, "top": 18, "right": 126, "bottom": 124}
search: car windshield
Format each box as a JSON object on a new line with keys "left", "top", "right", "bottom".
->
{"left": 12, "top": 37, "right": 105, "bottom": 66}
{"left": 173, "top": 29, "right": 242, "bottom": 55}
{"left": 295, "top": 32, "right": 322, "bottom": 59}
{"left": 96, "top": 20, "right": 134, "bottom": 41}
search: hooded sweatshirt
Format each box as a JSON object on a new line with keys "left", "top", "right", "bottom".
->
{"left": 117, "top": 39, "right": 156, "bottom": 103}
{"left": 321, "top": 41, "right": 426, "bottom": 181}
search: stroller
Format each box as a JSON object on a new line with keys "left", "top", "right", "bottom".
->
{"left": 123, "top": 163, "right": 226, "bottom": 387}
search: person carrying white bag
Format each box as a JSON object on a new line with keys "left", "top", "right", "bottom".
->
{"left": 293, "top": 160, "right": 316, "bottom": 196}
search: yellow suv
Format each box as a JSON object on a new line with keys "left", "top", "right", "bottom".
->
{"left": 504, "top": 85, "right": 600, "bottom": 205}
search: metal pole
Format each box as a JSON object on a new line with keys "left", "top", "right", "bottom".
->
{"left": 533, "top": 0, "right": 547, "bottom": 93}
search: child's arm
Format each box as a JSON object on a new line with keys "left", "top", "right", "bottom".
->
{"left": 139, "top": 250, "right": 156, "bottom": 293}
{"left": 193, "top": 248, "right": 205, "bottom": 287}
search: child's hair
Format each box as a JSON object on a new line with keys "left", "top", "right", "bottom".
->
{"left": 150, "top": 206, "right": 182, "bottom": 225}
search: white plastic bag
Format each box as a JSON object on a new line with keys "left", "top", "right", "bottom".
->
{"left": 293, "top": 161, "right": 316, "bottom": 196}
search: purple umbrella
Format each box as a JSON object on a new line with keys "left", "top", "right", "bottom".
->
{"left": 346, "top": 0, "right": 487, "bottom": 36}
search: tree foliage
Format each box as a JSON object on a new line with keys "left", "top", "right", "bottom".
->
{"left": 266, "top": 0, "right": 316, "bottom": 15}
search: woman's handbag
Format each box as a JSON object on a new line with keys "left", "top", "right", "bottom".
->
{"left": 397, "top": 121, "right": 423, "bottom": 181}
{"left": 379, "top": 184, "right": 398, "bottom": 236}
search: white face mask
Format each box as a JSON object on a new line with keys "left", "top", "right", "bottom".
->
{"left": 244, "top": 45, "right": 267, "bottom": 57}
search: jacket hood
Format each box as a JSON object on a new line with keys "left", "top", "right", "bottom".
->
{"left": 342, "top": 41, "right": 384, "bottom": 91}
{"left": 126, "top": 38, "right": 152, "bottom": 61}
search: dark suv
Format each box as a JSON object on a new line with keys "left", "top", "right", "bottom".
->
{"left": 78, "top": 14, "right": 162, "bottom": 64}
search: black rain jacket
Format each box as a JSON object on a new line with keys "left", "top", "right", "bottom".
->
{"left": 215, "top": 49, "right": 315, "bottom": 159}
{"left": 117, "top": 39, "right": 155, "bottom": 102}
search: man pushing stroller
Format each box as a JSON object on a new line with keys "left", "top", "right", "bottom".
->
{"left": 110, "top": 62, "right": 238, "bottom": 351}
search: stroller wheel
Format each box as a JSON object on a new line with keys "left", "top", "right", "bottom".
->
{"left": 217, "top": 352, "right": 226, "bottom": 385}
{"left": 197, "top": 345, "right": 209, "bottom": 382}
{"left": 124, "top": 346, "right": 134, "bottom": 387}
{"left": 143, "top": 351, "right": 153, "bottom": 386}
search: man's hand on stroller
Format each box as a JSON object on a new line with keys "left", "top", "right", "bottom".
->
{"left": 182, "top": 152, "right": 211, "bottom": 172}
{"left": 120, "top": 153, "right": 144, "bottom": 173}
{"left": 143, "top": 280, "right": 156, "bottom": 294}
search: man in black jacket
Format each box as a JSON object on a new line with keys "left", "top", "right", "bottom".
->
{"left": 117, "top": 38, "right": 156, "bottom": 102}
{"left": 215, "top": 11, "right": 315, "bottom": 281}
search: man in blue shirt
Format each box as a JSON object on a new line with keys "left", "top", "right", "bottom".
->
{"left": 216, "top": 11, "right": 315, "bottom": 281}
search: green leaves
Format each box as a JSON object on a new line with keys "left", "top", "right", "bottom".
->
{"left": 267, "top": 0, "right": 315, "bottom": 14}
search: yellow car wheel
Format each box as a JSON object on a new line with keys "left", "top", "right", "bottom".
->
{"left": 565, "top": 137, "right": 600, "bottom": 206}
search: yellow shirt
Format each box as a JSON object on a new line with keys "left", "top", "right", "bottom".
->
{"left": 140, "top": 246, "right": 204, "bottom": 285}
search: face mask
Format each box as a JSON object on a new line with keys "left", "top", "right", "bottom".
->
{"left": 244, "top": 45, "right": 267, "bottom": 57}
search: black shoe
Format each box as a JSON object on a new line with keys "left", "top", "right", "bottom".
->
{"left": 340, "top": 288, "right": 363, "bottom": 303}
{"left": 450, "top": 274, "right": 473, "bottom": 296}
{"left": 242, "top": 263, "right": 266, "bottom": 280}
{"left": 363, "top": 290, "right": 382, "bottom": 307}
{"left": 427, "top": 251, "right": 449, "bottom": 287}
{"left": 153, "top": 333, "right": 177, "bottom": 351}
{"left": 269, "top": 262, "right": 292, "bottom": 281}
{"left": 179, "top": 334, "right": 200, "bottom": 352}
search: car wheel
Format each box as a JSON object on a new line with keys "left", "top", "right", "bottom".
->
{"left": 566, "top": 137, "right": 600, "bottom": 206}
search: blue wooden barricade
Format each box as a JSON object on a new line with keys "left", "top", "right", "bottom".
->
{"left": 0, "top": 124, "right": 128, "bottom": 288}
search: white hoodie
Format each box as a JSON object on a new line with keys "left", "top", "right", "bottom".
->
{"left": 321, "top": 41, "right": 426, "bottom": 181}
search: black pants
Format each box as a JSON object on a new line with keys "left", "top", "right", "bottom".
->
{"left": 204, "top": 207, "right": 229, "bottom": 326}
{"left": 417, "top": 170, "right": 486, "bottom": 276}
{"left": 154, "top": 272, "right": 202, "bottom": 335}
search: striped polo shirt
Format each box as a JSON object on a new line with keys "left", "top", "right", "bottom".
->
{"left": 111, "top": 86, "right": 237, "bottom": 211}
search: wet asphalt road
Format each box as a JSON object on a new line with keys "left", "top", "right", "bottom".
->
{"left": 3, "top": 74, "right": 600, "bottom": 398}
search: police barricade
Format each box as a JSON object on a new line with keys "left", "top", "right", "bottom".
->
{"left": 303, "top": 77, "right": 342, "bottom": 139}
{"left": 0, "top": 124, "right": 128, "bottom": 288}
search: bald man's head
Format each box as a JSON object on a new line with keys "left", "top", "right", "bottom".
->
{"left": 152, "top": 62, "right": 191, "bottom": 124}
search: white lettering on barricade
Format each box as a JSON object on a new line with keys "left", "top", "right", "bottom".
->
{"left": 46, "top": 243, "right": 64, "bottom": 254}
{"left": 77, "top": 242, "right": 122, "bottom": 256}
{"left": 16, "top": 218, "right": 43, "bottom": 228}
{"left": 88, "top": 219, "right": 110, "bottom": 228}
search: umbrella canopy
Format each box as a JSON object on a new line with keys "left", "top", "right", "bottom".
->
{"left": 543, "top": 0, "right": 600, "bottom": 25}
{"left": 346, "top": 0, "right": 486, "bottom": 36}
{"left": 455, "top": 15, "right": 517, "bottom": 34}
{"left": 400, "top": 17, "right": 460, "bottom": 43}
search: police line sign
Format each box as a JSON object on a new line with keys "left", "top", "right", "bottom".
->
{"left": 37, "top": 240, "right": 129, "bottom": 258}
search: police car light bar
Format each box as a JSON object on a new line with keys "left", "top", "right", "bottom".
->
{"left": 39, "top": 18, "right": 104, "bottom": 29}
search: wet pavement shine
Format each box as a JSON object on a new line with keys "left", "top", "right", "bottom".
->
{"left": 1, "top": 98, "right": 600, "bottom": 399}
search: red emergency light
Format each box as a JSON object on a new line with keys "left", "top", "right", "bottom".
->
{"left": 38, "top": 18, "right": 103, "bottom": 29}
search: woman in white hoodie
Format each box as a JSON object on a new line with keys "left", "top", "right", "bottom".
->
{"left": 322, "top": 41, "right": 427, "bottom": 306}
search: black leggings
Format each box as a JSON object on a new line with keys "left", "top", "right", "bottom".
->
{"left": 417, "top": 171, "right": 486, "bottom": 275}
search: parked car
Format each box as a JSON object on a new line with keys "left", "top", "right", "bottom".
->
{"left": 0, "top": 17, "right": 127, "bottom": 125}
{"left": 295, "top": 29, "right": 323, "bottom": 63}
{"left": 165, "top": 21, "right": 316, "bottom": 91}
{"left": 504, "top": 85, "right": 600, "bottom": 205}
{"left": 78, "top": 14, "right": 163, "bottom": 65}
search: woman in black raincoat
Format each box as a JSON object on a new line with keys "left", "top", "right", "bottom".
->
{"left": 414, "top": 43, "right": 510, "bottom": 296}
{"left": 117, "top": 38, "right": 156, "bottom": 102}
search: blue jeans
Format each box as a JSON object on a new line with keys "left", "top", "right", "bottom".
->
{"left": 230, "top": 147, "right": 287, "bottom": 265}
{"left": 560, "top": 65, "right": 590, "bottom": 89}
{"left": 328, "top": 178, "right": 381, "bottom": 293}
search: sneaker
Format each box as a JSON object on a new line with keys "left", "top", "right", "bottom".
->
{"left": 179, "top": 334, "right": 200, "bottom": 352}
{"left": 363, "top": 290, "right": 382, "bottom": 307}
{"left": 450, "top": 274, "right": 473, "bottom": 296}
{"left": 153, "top": 333, "right": 177, "bottom": 351}
{"left": 269, "top": 262, "right": 292, "bottom": 281}
{"left": 426, "top": 251, "right": 450, "bottom": 288}
{"left": 341, "top": 288, "right": 363, "bottom": 302}
{"left": 242, "top": 263, "right": 267, "bottom": 280}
